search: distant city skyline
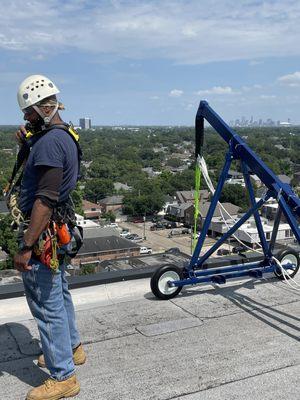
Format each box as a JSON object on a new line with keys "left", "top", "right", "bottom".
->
{"left": 1, "top": 1, "right": 300, "bottom": 126}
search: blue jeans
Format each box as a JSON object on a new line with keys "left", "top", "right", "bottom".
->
{"left": 22, "top": 259, "right": 81, "bottom": 381}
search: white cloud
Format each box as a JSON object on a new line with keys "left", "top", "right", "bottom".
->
{"left": 149, "top": 95, "right": 159, "bottom": 100}
{"left": 242, "top": 84, "right": 263, "bottom": 92}
{"left": 260, "top": 94, "right": 276, "bottom": 99}
{"left": 196, "top": 86, "right": 235, "bottom": 95}
{"left": 278, "top": 71, "right": 300, "bottom": 87}
{"left": 1, "top": 1, "right": 300, "bottom": 65}
{"left": 249, "top": 60, "right": 264, "bottom": 66}
{"left": 169, "top": 89, "right": 183, "bottom": 97}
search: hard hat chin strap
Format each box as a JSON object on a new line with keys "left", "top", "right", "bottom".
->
{"left": 33, "top": 103, "right": 59, "bottom": 126}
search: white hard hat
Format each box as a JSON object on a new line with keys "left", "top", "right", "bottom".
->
{"left": 17, "top": 74, "right": 60, "bottom": 110}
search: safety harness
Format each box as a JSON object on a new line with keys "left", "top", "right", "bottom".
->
{"left": 4, "top": 123, "right": 83, "bottom": 271}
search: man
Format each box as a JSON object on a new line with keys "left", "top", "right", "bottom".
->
{"left": 13, "top": 75, "right": 85, "bottom": 400}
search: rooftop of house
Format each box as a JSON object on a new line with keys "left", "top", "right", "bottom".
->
{"left": 1, "top": 271, "right": 298, "bottom": 399}
{"left": 80, "top": 226, "right": 120, "bottom": 239}
{"left": 199, "top": 202, "right": 240, "bottom": 218}
{"left": 176, "top": 190, "right": 210, "bottom": 203}
{"left": 82, "top": 200, "right": 101, "bottom": 210}
{"left": 99, "top": 195, "right": 124, "bottom": 205}
{"left": 277, "top": 174, "right": 291, "bottom": 184}
{"left": 77, "top": 235, "right": 139, "bottom": 255}
{"left": 114, "top": 182, "right": 132, "bottom": 191}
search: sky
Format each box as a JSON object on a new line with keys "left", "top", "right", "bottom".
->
{"left": 1, "top": 0, "right": 300, "bottom": 126}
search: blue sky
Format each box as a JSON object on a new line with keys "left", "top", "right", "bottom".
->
{"left": 1, "top": 0, "right": 300, "bottom": 125}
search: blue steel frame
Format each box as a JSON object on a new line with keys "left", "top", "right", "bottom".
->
{"left": 169, "top": 101, "right": 300, "bottom": 288}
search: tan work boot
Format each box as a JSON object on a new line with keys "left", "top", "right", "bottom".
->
{"left": 38, "top": 344, "right": 86, "bottom": 368}
{"left": 26, "top": 375, "right": 80, "bottom": 400}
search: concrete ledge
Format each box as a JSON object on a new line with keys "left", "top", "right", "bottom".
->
{"left": 0, "top": 243, "right": 294, "bottom": 300}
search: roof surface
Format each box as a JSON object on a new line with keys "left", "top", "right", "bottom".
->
{"left": 78, "top": 235, "right": 140, "bottom": 255}
{"left": 81, "top": 226, "right": 119, "bottom": 239}
{"left": 82, "top": 200, "right": 101, "bottom": 210}
{"left": 99, "top": 195, "right": 124, "bottom": 205}
{"left": 199, "top": 202, "right": 240, "bottom": 218}
{"left": 0, "top": 272, "right": 299, "bottom": 399}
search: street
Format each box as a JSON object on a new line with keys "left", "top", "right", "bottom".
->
{"left": 119, "top": 221, "right": 228, "bottom": 256}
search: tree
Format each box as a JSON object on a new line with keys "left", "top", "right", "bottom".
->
{"left": 220, "top": 184, "right": 249, "bottom": 211}
{"left": 123, "top": 181, "right": 165, "bottom": 216}
{"left": 102, "top": 211, "right": 116, "bottom": 222}
{"left": 167, "top": 158, "right": 182, "bottom": 168}
{"left": 71, "top": 187, "right": 84, "bottom": 215}
{"left": 0, "top": 215, "right": 18, "bottom": 269}
{"left": 84, "top": 178, "right": 114, "bottom": 203}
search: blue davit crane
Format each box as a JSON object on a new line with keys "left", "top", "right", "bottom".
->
{"left": 151, "top": 101, "right": 300, "bottom": 299}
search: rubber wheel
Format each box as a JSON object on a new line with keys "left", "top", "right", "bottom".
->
{"left": 150, "top": 265, "right": 183, "bottom": 300}
{"left": 274, "top": 248, "right": 300, "bottom": 280}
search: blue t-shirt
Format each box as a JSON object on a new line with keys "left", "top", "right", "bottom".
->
{"left": 19, "top": 128, "right": 79, "bottom": 213}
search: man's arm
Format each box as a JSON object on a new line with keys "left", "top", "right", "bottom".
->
{"left": 14, "top": 166, "right": 63, "bottom": 272}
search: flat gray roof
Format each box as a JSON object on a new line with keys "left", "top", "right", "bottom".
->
{"left": 1, "top": 272, "right": 299, "bottom": 399}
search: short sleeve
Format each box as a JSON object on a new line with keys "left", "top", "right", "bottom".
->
{"left": 33, "top": 131, "right": 64, "bottom": 168}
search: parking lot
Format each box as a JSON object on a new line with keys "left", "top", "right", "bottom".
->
{"left": 119, "top": 221, "right": 231, "bottom": 256}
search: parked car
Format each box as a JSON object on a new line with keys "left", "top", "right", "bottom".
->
{"left": 120, "top": 230, "right": 130, "bottom": 238}
{"left": 217, "top": 248, "right": 231, "bottom": 256}
{"left": 140, "top": 246, "right": 153, "bottom": 255}
{"left": 181, "top": 228, "right": 190, "bottom": 234}
{"left": 232, "top": 245, "right": 247, "bottom": 253}
{"left": 164, "top": 221, "right": 177, "bottom": 229}
{"left": 107, "top": 222, "right": 118, "bottom": 228}
{"left": 150, "top": 222, "right": 165, "bottom": 231}
{"left": 125, "top": 234, "right": 138, "bottom": 240}
{"left": 132, "top": 218, "right": 144, "bottom": 223}
{"left": 131, "top": 236, "right": 143, "bottom": 243}
{"left": 151, "top": 216, "right": 163, "bottom": 223}
{"left": 168, "top": 228, "right": 191, "bottom": 237}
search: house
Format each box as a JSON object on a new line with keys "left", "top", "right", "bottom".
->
{"left": 250, "top": 174, "right": 263, "bottom": 188}
{"left": 142, "top": 167, "right": 161, "bottom": 177}
{"left": 261, "top": 200, "right": 288, "bottom": 223}
{"left": 226, "top": 170, "right": 245, "bottom": 187}
{"left": 76, "top": 214, "right": 99, "bottom": 227}
{"left": 82, "top": 226, "right": 120, "bottom": 239}
{"left": 114, "top": 182, "right": 132, "bottom": 192}
{"left": 165, "top": 164, "right": 189, "bottom": 173}
{"left": 210, "top": 216, "right": 294, "bottom": 248}
{"left": 175, "top": 190, "right": 210, "bottom": 204}
{"left": 166, "top": 203, "right": 194, "bottom": 222}
{"left": 275, "top": 144, "right": 286, "bottom": 151}
{"left": 72, "top": 236, "right": 140, "bottom": 266}
{"left": 157, "top": 195, "right": 178, "bottom": 216}
{"left": 277, "top": 174, "right": 291, "bottom": 185}
{"left": 99, "top": 195, "right": 124, "bottom": 213}
{"left": 184, "top": 201, "right": 240, "bottom": 228}
{"left": 82, "top": 200, "right": 102, "bottom": 220}
{"left": 75, "top": 215, "right": 120, "bottom": 238}
{"left": 228, "top": 170, "right": 243, "bottom": 180}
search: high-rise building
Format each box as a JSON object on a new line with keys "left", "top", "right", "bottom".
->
{"left": 79, "top": 118, "right": 92, "bottom": 130}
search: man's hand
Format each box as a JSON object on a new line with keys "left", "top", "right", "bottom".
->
{"left": 15, "top": 125, "right": 27, "bottom": 144}
{"left": 14, "top": 250, "right": 32, "bottom": 272}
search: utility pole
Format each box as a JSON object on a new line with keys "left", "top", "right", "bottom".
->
{"left": 143, "top": 214, "right": 146, "bottom": 240}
